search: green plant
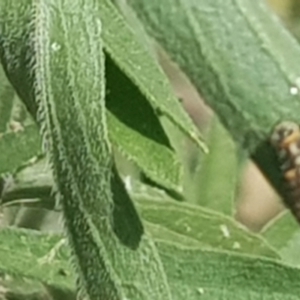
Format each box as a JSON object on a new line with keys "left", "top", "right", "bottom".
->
{"left": 0, "top": 0, "right": 300, "bottom": 299}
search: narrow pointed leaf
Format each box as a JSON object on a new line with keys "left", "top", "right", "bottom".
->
{"left": 108, "top": 112, "right": 182, "bottom": 193}
{"left": 106, "top": 56, "right": 182, "bottom": 192}
{"left": 0, "top": 1, "right": 173, "bottom": 299}
{"left": 99, "top": 0, "right": 206, "bottom": 151}
{"left": 134, "top": 196, "right": 279, "bottom": 259}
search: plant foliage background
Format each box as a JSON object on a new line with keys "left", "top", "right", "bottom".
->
{"left": 0, "top": 0, "right": 300, "bottom": 299}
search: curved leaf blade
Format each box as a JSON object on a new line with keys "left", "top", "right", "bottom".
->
{"left": 134, "top": 195, "right": 279, "bottom": 259}
{"left": 0, "top": 1, "right": 173, "bottom": 299}
{"left": 99, "top": 0, "right": 206, "bottom": 151}
{"left": 108, "top": 112, "right": 182, "bottom": 193}
{"left": 127, "top": 0, "right": 300, "bottom": 198}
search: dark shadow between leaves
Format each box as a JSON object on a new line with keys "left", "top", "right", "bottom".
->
{"left": 111, "top": 164, "right": 144, "bottom": 250}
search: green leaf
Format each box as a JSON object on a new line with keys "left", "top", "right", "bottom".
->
{"left": 0, "top": 125, "right": 41, "bottom": 174}
{"left": 158, "top": 241, "right": 300, "bottom": 300}
{"left": 0, "top": 114, "right": 182, "bottom": 199}
{"left": 127, "top": 0, "right": 300, "bottom": 199}
{"left": 0, "top": 34, "right": 183, "bottom": 196}
{"left": 28, "top": 2, "right": 123, "bottom": 297}
{"left": 189, "top": 117, "right": 238, "bottom": 215}
{"left": 134, "top": 195, "right": 279, "bottom": 259}
{"left": 1, "top": 228, "right": 299, "bottom": 300}
{"left": 108, "top": 112, "right": 182, "bottom": 194}
{"left": 112, "top": 0, "right": 155, "bottom": 58}
{"left": 1, "top": 158, "right": 278, "bottom": 262}
{"left": 0, "top": 228, "right": 73, "bottom": 288}
{"left": 0, "top": 158, "right": 172, "bottom": 204}
{"left": 99, "top": 0, "right": 206, "bottom": 152}
{"left": 0, "top": 1, "right": 173, "bottom": 299}
{"left": 262, "top": 212, "right": 300, "bottom": 266}
{"left": 0, "top": 0, "right": 206, "bottom": 154}
{"left": 1, "top": 157, "right": 278, "bottom": 260}
{"left": 106, "top": 56, "right": 182, "bottom": 193}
